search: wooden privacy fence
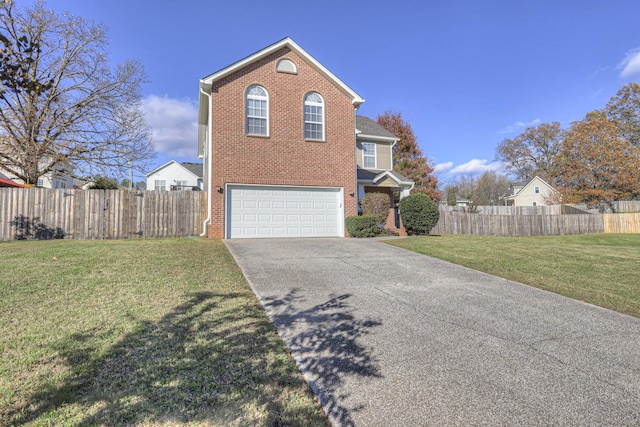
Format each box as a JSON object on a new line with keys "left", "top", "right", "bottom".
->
{"left": 0, "top": 188, "right": 207, "bottom": 241}
{"left": 603, "top": 213, "right": 640, "bottom": 233}
{"left": 431, "top": 211, "right": 604, "bottom": 236}
{"left": 432, "top": 210, "right": 640, "bottom": 236}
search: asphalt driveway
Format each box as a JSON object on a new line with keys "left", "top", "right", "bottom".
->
{"left": 225, "top": 237, "right": 640, "bottom": 426}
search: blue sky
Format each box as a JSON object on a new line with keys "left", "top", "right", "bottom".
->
{"left": 48, "top": 0, "right": 640, "bottom": 184}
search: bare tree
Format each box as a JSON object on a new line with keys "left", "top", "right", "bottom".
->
{"left": 495, "top": 122, "right": 564, "bottom": 185}
{"left": 0, "top": 0, "right": 153, "bottom": 185}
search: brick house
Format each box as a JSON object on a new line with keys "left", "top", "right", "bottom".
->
{"left": 198, "top": 38, "right": 413, "bottom": 238}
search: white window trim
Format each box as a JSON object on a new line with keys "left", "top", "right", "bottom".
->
{"left": 362, "top": 142, "right": 376, "bottom": 169}
{"left": 304, "top": 92, "right": 325, "bottom": 141}
{"left": 154, "top": 179, "right": 166, "bottom": 191}
{"left": 534, "top": 186, "right": 540, "bottom": 194}
{"left": 246, "top": 85, "right": 269, "bottom": 137}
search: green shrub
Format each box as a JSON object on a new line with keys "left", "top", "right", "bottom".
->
{"left": 398, "top": 193, "right": 440, "bottom": 235}
{"left": 346, "top": 215, "right": 378, "bottom": 238}
{"left": 360, "top": 192, "right": 391, "bottom": 226}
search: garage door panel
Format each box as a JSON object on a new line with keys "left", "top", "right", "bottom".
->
{"left": 227, "top": 185, "right": 342, "bottom": 238}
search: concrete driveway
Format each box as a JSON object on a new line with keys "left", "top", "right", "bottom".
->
{"left": 225, "top": 237, "right": 640, "bottom": 426}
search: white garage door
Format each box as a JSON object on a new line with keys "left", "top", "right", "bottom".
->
{"left": 227, "top": 185, "right": 343, "bottom": 238}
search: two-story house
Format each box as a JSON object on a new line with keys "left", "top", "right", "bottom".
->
{"left": 504, "top": 176, "right": 557, "bottom": 206}
{"left": 145, "top": 160, "right": 203, "bottom": 191}
{"left": 198, "top": 38, "right": 413, "bottom": 238}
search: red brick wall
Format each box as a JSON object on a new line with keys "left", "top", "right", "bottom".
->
{"left": 207, "top": 47, "right": 358, "bottom": 238}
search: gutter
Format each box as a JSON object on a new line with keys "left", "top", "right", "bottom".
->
{"left": 199, "top": 83, "right": 213, "bottom": 237}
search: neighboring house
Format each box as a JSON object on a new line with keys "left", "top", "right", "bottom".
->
{"left": 440, "top": 197, "right": 472, "bottom": 207}
{"left": 198, "top": 37, "right": 414, "bottom": 239}
{"left": 0, "top": 173, "right": 26, "bottom": 187}
{"left": 145, "top": 161, "right": 203, "bottom": 191}
{"left": 504, "top": 176, "right": 557, "bottom": 206}
{"left": 0, "top": 166, "right": 75, "bottom": 189}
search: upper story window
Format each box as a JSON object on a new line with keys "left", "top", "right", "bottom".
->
{"left": 246, "top": 85, "right": 268, "bottom": 136}
{"left": 304, "top": 92, "right": 324, "bottom": 141}
{"left": 362, "top": 142, "right": 376, "bottom": 168}
{"left": 155, "top": 180, "right": 166, "bottom": 191}
{"left": 534, "top": 186, "right": 540, "bottom": 194}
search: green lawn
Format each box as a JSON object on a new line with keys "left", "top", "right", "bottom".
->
{"left": 386, "top": 234, "right": 640, "bottom": 319}
{"left": 0, "top": 239, "right": 328, "bottom": 426}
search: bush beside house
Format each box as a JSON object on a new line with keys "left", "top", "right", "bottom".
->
{"left": 346, "top": 215, "right": 378, "bottom": 238}
{"left": 360, "top": 192, "right": 391, "bottom": 226}
{"left": 398, "top": 194, "right": 439, "bottom": 235}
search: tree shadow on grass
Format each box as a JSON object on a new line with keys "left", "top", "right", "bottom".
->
{"left": 9, "top": 292, "right": 328, "bottom": 426}
{"left": 262, "top": 290, "right": 383, "bottom": 427}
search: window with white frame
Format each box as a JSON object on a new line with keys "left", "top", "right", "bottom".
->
{"left": 304, "top": 92, "right": 324, "bottom": 140}
{"left": 154, "top": 180, "right": 166, "bottom": 191}
{"left": 362, "top": 142, "right": 376, "bottom": 168}
{"left": 37, "top": 177, "right": 44, "bottom": 187}
{"left": 534, "top": 186, "right": 540, "bottom": 194}
{"left": 246, "top": 85, "right": 268, "bottom": 136}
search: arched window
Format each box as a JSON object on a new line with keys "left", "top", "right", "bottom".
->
{"left": 304, "top": 92, "right": 324, "bottom": 140}
{"left": 246, "top": 85, "right": 268, "bottom": 136}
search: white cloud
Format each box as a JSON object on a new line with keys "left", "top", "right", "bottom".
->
{"left": 142, "top": 95, "right": 199, "bottom": 158}
{"left": 498, "top": 118, "right": 541, "bottom": 135}
{"left": 450, "top": 159, "right": 504, "bottom": 175}
{"left": 433, "top": 162, "right": 454, "bottom": 173}
{"left": 618, "top": 47, "right": 640, "bottom": 79}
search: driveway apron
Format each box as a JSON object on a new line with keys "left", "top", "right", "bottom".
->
{"left": 225, "top": 238, "right": 640, "bottom": 426}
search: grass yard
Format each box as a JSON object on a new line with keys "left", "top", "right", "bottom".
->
{"left": 387, "top": 233, "right": 640, "bottom": 319}
{"left": 0, "top": 238, "right": 328, "bottom": 426}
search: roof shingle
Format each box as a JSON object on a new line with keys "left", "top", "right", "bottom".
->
{"left": 356, "top": 116, "right": 397, "bottom": 139}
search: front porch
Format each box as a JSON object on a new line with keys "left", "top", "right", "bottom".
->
{"left": 356, "top": 168, "right": 414, "bottom": 236}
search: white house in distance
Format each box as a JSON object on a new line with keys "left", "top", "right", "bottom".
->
{"left": 504, "top": 176, "right": 557, "bottom": 206}
{"left": 145, "top": 160, "right": 203, "bottom": 191}
{"left": 0, "top": 166, "right": 76, "bottom": 189}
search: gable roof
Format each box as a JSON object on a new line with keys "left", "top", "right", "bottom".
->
{"left": 200, "top": 37, "right": 364, "bottom": 107}
{"left": 355, "top": 116, "right": 398, "bottom": 141}
{"left": 145, "top": 160, "right": 203, "bottom": 179}
{"left": 356, "top": 168, "right": 413, "bottom": 187}
{"left": 198, "top": 38, "right": 366, "bottom": 155}
{"left": 180, "top": 162, "right": 203, "bottom": 178}
{"left": 506, "top": 176, "right": 556, "bottom": 199}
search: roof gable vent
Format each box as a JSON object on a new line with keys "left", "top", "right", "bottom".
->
{"left": 276, "top": 59, "right": 297, "bottom": 74}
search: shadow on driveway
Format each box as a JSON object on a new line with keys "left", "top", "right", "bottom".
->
{"left": 263, "top": 290, "right": 382, "bottom": 426}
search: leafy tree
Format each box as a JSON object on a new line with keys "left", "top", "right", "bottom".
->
{"left": 360, "top": 192, "right": 390, "bottom": 226}
{"left": 0, "top": 1, "right": 154, "bottom": 185}
{"left": 398, "top": 193, "right": 439, "bottom": 235}
{"left": 473, "top": 171, "right": 511, "bottom": 206}
{"left": 88, "top": 175, "right": 119, "bottom": 190}
{"left": 556, "top": 111, "right": 640, "bottom": 205}
{"left": 605, "top": 82, "right": 640, "bottom": 147}
{"left": 496, "top": 122, "right": 564, "bottom": 185}
{"left": 377, "top": 111, "right": 440, "bottom": 201}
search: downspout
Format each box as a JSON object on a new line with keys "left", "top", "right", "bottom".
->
{"left": 200, "top": 83, "right": 212, "bottom": 237}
